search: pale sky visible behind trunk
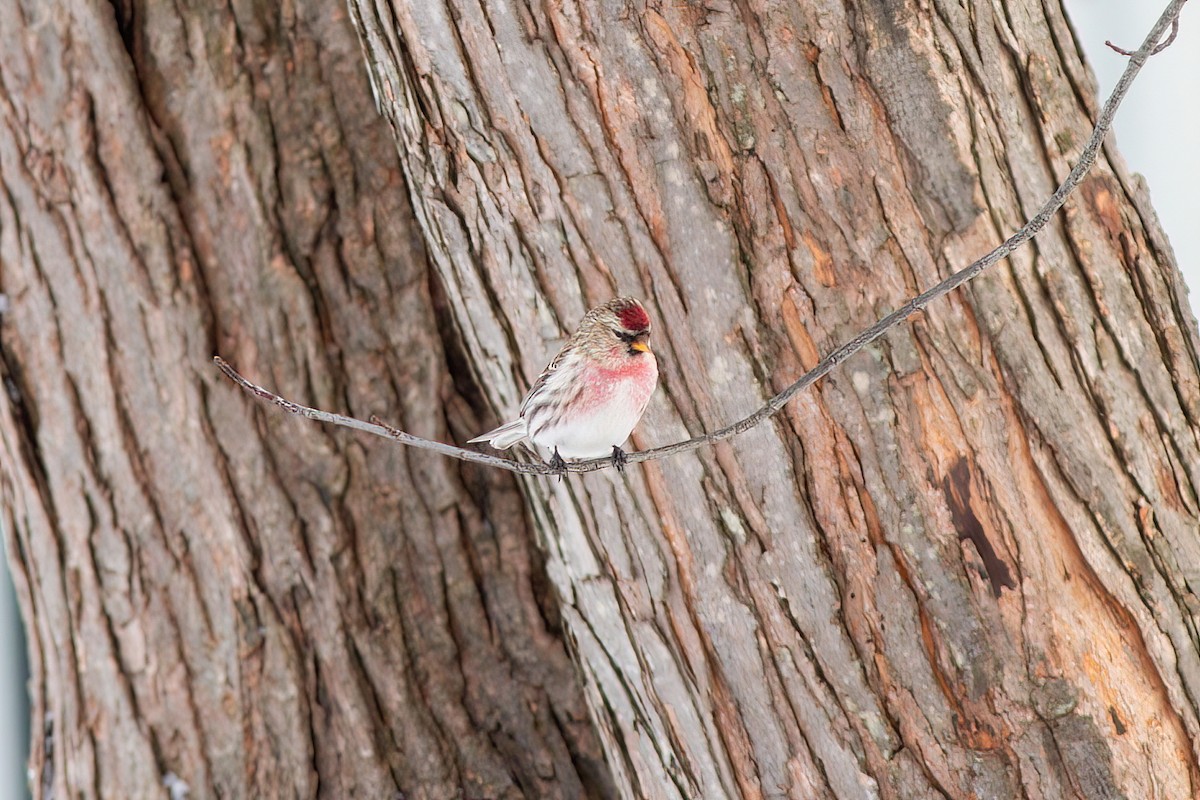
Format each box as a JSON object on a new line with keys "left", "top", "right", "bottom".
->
{"left": 1063, "top": 0, "right": 1200, "bottom": 314}
{"left": 0, "top": 3, "right": 1196, "bottom": 799}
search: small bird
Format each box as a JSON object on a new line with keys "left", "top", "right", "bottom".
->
{"left": 469, "top": 297, "right": 659, "bottom": 472}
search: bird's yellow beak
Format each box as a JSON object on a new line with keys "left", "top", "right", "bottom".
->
{"left": 631, "top": 341, "right": 650, "bottom": 353}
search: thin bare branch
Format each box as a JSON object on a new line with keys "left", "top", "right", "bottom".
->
{"left": 214, "top": 0, "right": 1189, "bottom": 477}
{"left": 213, "top": 357, "right": 555, "bottom": 474}
{"left": 1107, "top": 15, "right": 1180, "bottom": 56}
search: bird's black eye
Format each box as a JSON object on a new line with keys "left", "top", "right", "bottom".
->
{"left": 614, "top": 329, "right": 636, "bottom": 343}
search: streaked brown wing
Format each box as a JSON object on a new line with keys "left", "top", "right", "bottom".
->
{"left": 518, "top": 339, "right": 576, "bottom": 418}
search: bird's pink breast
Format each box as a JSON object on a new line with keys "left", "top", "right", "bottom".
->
{"left": 576, "top": 357, "right": 656, "bottom": 412}
{"left": 532, "top": 353, "right": 657, "bottom": 458}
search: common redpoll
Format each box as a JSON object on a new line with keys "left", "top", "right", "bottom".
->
{"left": 469, "top": 297, "right": 658, "bottom": 471}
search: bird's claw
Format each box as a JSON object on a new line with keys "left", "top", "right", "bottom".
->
{"left": 549, "top": 448, "right": 567, "bottom": 480}
{"left": 610, "top": 446, "right": 628, "bottom": 473}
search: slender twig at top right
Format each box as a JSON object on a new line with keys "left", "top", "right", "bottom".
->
{"left": 1107, "top": 16, "right": 1180, "bottom": 56}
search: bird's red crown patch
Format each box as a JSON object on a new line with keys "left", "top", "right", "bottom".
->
{"left": 617, "top": 301, "right": 651, "bottom": 332}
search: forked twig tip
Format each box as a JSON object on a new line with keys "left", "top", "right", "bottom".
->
{"left": 1107, "top": 16, "right": 1180, "bottom": 57}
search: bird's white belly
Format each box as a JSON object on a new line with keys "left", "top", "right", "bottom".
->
{"left": 531, "top": 371, "right": 654, "bottom": 459}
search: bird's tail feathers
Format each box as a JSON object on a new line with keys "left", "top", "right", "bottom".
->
{"left": 468, "top": 419, "right": 528, "bottom": 450}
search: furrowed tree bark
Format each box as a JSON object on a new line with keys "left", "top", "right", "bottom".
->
{"left": 0, "top": 1, "right": 609, "bottom": 798}
{"left": 346, "top": 1, "right": 1200, "bottom": 799}
{"left": 2, "top": 1, "right": 1199, "bottom": 800}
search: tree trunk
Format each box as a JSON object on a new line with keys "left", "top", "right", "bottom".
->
{"left": 2, "top": 1, "right": 1198, "bottom": 800}
{"left": 0, "top": 1, "right": 608, "bottom": 798}
{"left": 347, "top": 0, "right": 1200, "bottom": 798}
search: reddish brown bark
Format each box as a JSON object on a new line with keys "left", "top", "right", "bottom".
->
{"left": 2, "top": 0, "right": 1199, "bottom": 798}
{"left": 348, "top": 0, "right": 1200, "bottom": 798}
